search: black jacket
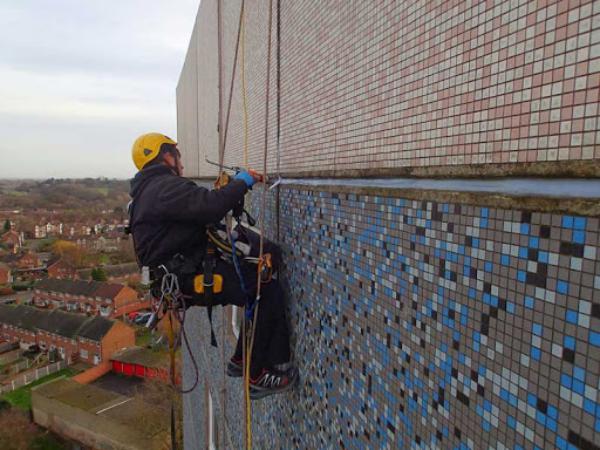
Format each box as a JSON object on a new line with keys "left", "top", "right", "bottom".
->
{"left": 129, "top": 165, "right": 248, "bottom": 268}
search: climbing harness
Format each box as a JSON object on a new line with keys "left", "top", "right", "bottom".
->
{"left": 203, "top": 242, "right": 220, "bottom": 347}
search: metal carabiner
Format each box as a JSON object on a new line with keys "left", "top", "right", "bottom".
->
{"left": 160, "top": 271, "right": 180, "bottom": 297}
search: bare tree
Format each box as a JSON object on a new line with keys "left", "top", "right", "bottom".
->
{"left": 0, "top": 408, "right": 37, "bottom": 450}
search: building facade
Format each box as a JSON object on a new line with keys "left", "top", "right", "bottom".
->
{"left": 14, "top": 252, "right": 41, "bottom": 270}
{"left": 178, "top": 1, "right": 600, "bottom": 449}
{"left": 46, "top": 258, "right": 78, "bottom": 279}
{"left": 0, "top": 230, "right": 23, "bottom": 253}
{"left": 110, "top": 346, "right": 171, "bottom": 384}
{"left": 0, "top": 252, "right": 45, "bottom": 283}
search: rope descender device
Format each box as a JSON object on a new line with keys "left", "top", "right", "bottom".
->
{"left": 258, "top": 253, "right": 273, "bottom": 284}
{"left": 205, "top": 157, "right": 281, "bottom": 190}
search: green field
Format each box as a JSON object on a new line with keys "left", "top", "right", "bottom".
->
{"left": 94, "top": 187, "right": 109, "bottom": 196}
{"left": 4, "top": 190, "right": 28, "bottom": 197}
{"left": 2, "top": 368, "right": 79, "bottom": 410}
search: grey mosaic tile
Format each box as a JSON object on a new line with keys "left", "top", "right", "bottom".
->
{"left": 185, "top": 186, "right": 600, "bottom": 450}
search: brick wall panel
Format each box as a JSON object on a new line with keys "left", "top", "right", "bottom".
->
{"left": 180, "top": 0, "right": 600, "bottom": 176}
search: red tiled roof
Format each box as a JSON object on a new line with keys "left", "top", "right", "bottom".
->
{"left": 93, "top": 283, "right": 124, "bottom": 299}
{"left": 0, "top": 230, "right": 19, "bottom": 241}
{"left": 35, "top": 278, "right": 125, "bottom": 300}
{"left": 0, "top": 304, "right": 116, "bottom": 342}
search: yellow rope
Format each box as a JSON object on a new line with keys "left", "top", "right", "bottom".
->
{"left": 244, "top": 321, "right": 252, "bottom": 449}
{"left": 240, "top": 7, "right": 253, "bottom": 449}
{"left": 241, "top": 11, "right": 249, "bottom": 170}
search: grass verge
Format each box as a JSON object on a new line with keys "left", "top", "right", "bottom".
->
{"left": 2, "top": 367, "right": 79, "bottom": 410}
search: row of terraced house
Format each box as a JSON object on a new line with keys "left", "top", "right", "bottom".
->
{"left": 32, "top": 278, "right": 149, "bottom": 319}
{"left": 0, "top": 304, "right": 135, "bottom": 365}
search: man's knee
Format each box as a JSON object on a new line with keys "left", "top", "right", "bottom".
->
{"left": 257, "top": 280, "right": 285, "bottom": 310}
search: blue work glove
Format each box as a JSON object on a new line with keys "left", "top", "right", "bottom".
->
{"left": 234, "top": 170, "right": 257, "bottom": 188}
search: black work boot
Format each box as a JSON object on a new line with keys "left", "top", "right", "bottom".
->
{"left": 249, "top": 366, "right": 299, "bottom": 400}
{"left": 226, "top": 357, "right": 243, "bottom": 377}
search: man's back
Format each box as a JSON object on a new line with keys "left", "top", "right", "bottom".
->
{"left": 129, "top": 165, "right": 247, "bottom": 268}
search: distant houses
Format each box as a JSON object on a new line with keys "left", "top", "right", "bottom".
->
{"left": 0, "top": 251, "right": 44, "bottom": 283}
{"left": 46, "top": 257, "right": 78, "bottom": 279}
{"left": 0, "top": 251, "right": 39, "bottom": 271}
{"left": 34, "top": 222, "right": 63, "bottom": 239}
{"left": 0, "top": 229, "right": 23, "bottom": 253}
{"left": 15, "top": 251, "right": 42, "bottom": 270}
{"left": 77, "top": 262, "right": 139, "bottom": 284}
{"left": 31, "top": 220, "right": 128, "bottom": 240}
{"left": 33, "top": 278, "right": 149, "bottom": 319}
{"left": 0, "top": 304, "right": 135, "bottom": 366}
{"left": 0, "top": 252, "right": 75, "bottom": 283}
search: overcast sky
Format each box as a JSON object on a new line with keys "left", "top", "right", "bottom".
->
{"left": 0, "top": 0, "right": 199, "bottom": 179}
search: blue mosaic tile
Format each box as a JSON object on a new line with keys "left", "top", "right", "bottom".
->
{"left": 189, "top": 187, "right": 600, "bottom": 449}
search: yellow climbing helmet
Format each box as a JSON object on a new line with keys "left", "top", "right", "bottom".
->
{"left": 131, "top": 133, "right": 177, "bottom": 170}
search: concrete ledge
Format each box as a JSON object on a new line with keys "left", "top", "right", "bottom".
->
{"left": 194, "top": 160, "right": 600, "bottom": 180}
{"left": 284, "top": 160, "right": 600, "bottom": 179}
{"left": 281, "top": 181, "right": 600, "bottom": 217}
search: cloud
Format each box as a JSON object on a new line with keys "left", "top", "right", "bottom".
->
{"left": 0, "top": 0, "right": 199, "bottom": 179}
{"left": 0, "top": 67, "right": 172, "bottom": 121}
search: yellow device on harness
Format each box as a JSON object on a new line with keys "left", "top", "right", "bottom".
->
{"left": 193, "top": 274, "right": 224, "bottom": 294}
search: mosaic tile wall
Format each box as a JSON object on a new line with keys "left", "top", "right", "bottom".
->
{"left": 178, "top": 0, "right": 600, "bottom": 177}
{"left": 178, "top": 0, "right": 600, "bottom": 447}
{"left": 183, "top": 186, "right": 600, "bottom": 449}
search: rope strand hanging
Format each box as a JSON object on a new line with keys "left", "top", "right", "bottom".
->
{"left": 211, "top": 0, "right": 275, "bottom": 448}
{"left": 216, "top": 0, "right": 228, "bottom": 436}
{"left": 215, "top": 0, "right": 246, "bottom": 441}
{"left": 244, "top": 0, "right": 275, "bottom": 448}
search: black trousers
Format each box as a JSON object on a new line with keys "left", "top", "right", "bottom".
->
{"left": 182, "top": 259, "right": 291, "bottom": 377}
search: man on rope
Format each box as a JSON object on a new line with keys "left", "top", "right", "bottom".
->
{"left": 128, "top": 132, "right": 298, "bottom": 399}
